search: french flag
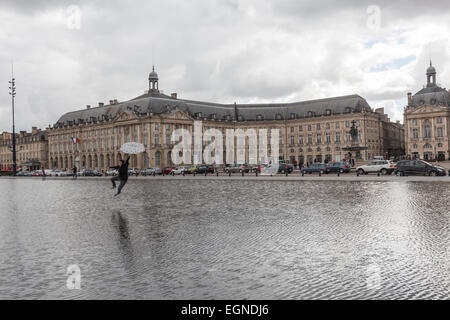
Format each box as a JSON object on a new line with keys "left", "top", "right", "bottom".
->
{"left": 71, "top": 137, "right": 79, "bottom": 144}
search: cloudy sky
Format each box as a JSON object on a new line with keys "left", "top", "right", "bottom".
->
{"left": 1, "top": 0, "right": 449, "bottom": 132}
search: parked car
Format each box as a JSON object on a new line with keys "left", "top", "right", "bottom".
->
{"left": 170, "top": 167, "right": 185, "bottom": 175}
{"left": 326, "top": 162, "right": 351, "bottom": 174}
{"left": 106, "top": 169, "right": 118, "bottom": 176}
{"left": 357, "top": 160, "right": 395, "bottom": 175}
{"left": 142, "top": 167, "right": 162, "bottom": 176}
{"left": 301, "top": 163, "right": 328, "bottom": 174}
{"left": 394, "top": 160, "right": 446, "bottom": 176}
{"left": 278, "top": 163, "right": 294, "bottom": 174}
{"left": 58, "top": 171, "right": 68, "bottom": 177}
{"left": 185, "top": 165, "right": 198, "bottom": 174}
{"left": 224, "top": 164, "right": 250, "bottom": 173}
{"left": 128, "top": 168, "right": 140, "bottom": 176}
{"left": 195, "top": 165, "right": 215, "bottom": 174}
{"left": 17, "top": 170, "right": 32, "bottom": 176}
{"left": 83, "top": 169, "right": 102, "bottom": 176}
{"left": 163, "top": 167, "right": 175, "bottom": 175}
{"left": 175, "top": 166, "right": 191, "bottom": 174}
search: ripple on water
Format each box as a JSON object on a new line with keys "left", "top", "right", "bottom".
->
{"left": 0, "top": 178, "right": 450, "bottom": 299}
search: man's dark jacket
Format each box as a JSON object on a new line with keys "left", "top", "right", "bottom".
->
{"left": 110, "top": 156, "right": 130, "bottom": 180}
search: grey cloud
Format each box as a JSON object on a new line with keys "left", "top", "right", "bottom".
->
{"left": 0, "top": 0, "right": 449, "bottom": 132}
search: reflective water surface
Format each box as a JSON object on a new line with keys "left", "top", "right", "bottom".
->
{"left": 0, "top": 178, "right": 450, "bottom": 299}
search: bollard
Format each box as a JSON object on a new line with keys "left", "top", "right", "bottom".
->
{"left": 377, "top": 172, "right": 380, "bottom": 177}
{"left": 337, "top": 172, "right": 340, "bottom": 177}
{"left": 183, "top": 171, "right": 185, "bottom": 176}
{"left": 205, "top": 171, "right": 207, "bottom": 176}
{"left": 242, "top": 171, "right": 244, "bottom": 177}
{"left": 319, "top": 171, "right": 322, "bottom": 177}
{"left": 194, "top": 172, "right": 196, "bottom": 176}
{"left": 153, "top": 172, "right": 155, "bottom": 176}
{"left": 285, "top": 171, "right": 288, "bottom": 177}
{"left": 256, "top": 170, "right": 258, "bottom": 177}
{"left": 302, "top": 171, "right": 304, "bottom": 177}
{"left": 357, "top": 171, "right": 360, "bottom": 177}
{"left": 229, "top": 171, "right": 231, "bottom": 177}
{"left": 216, "top": 171, "right": 219, "bottom": 177}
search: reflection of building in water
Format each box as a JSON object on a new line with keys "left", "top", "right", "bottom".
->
{"left": 0, "top": 127, "right": 48, "bottom": 171}
{"left": 404, "top": 62, "right": 450, "bottom": 161}
{"left": 48, "top": 66, "right": 404, "bottom": 170}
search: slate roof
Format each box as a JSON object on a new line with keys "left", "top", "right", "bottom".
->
{"left": 55, "top": 92, "right": 373, "bottom": 126}
{"left": 411, "top": 86, "right": 450, "bottom": 108}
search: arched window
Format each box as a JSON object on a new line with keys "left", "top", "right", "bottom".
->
{"left": 438, "top": 143, "right": 443, "bottom": 148}
{"left": 256, "top": 114, "right": 263, "bottom": 121}
{"left": 325, "top": 109, "right": 332, "bottom": 116}
{"left": 424, "top": 143, "right": 432, "bottom": 149}
{"left": 344, "top": 107, "right": 352, "bottom": 113}
{"left": 275, "top": 113, "right": 282, "bottom": 120}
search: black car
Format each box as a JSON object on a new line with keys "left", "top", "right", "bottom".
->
{"left": 278, "top": 163, "right": 293, "bottom": 174}
{"left": 394, "top": 160, "right": 446, "bottom": 176}
{"left": 301, "top": 163, "right": 328, "bottom": 174}
{"left": 325, "top": 162, "right": 351, "bottom": 174}
{"left": 195, "top": 165, "right": 215, "bottom": 174}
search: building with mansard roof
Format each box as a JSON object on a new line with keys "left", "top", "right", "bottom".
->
{"left": 404, "top": 62, "right": 450, "bottom": 161}
{"left": 48, "top": 66, "right": 404, "bottom": 170}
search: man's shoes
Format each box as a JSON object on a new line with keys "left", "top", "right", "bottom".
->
{"left": 114, "top": 192, "right": 120, "bottom": 197}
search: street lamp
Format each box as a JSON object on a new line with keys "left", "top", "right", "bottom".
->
{"left": 8, "top": 62, "right": 17, "bottom": 176}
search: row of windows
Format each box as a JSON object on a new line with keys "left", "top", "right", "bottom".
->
{"left": 289, "top": 121, "right": 360, "bottom": 132}
{"left": 411, "top": 127, "right": 445, "bottom": 138}
{"left": 412, "top": 143, "right": 445, "bottom": 149}
{"left": 411, "top": 117, "right": 445, "bottom": 126}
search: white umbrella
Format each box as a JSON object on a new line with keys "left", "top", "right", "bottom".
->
{"left": 120, "top": 142, "right": 145, "bottom": 155}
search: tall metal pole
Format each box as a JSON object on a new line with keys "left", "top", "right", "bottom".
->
{"left": 9, "top": 62, "right": 17, "bottom": 176}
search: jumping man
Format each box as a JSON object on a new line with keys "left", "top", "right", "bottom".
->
{"left": 110, "top": 155, "right": 130, "bottom": 196}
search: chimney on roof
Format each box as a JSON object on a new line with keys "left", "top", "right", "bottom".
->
{"left": 32, "top": 127, "right": 37, "bottom": 134}
{"left": 171, "top": 93, "right": 177, "bottom": 99}
{"left": 86, "top": 105, "right": 91, "bottom": 109}
{"left": 99, "top": 102, "right": 104, "bottom": 107}
{"left": 375, "top": 107, "right": 384, "bottom": 115}
{"left": 407, "top": 92, "right": 412, "bottom": 106}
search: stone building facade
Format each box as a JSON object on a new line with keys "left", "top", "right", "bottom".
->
{"left": 404, "top": 62, "right": 450, "bottom": 161}
{"left": 48, "top": 68, "right": 405, "bottom": 171}
{"left": 0, "top": 127, "right": 48, "bottom": 171}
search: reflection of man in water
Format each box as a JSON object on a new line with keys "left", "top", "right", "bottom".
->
{"left": 110, "top": 155, "right": 130, "bottom": 196}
